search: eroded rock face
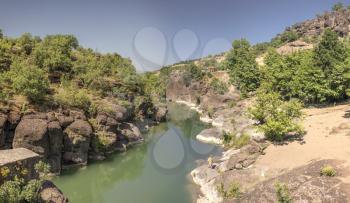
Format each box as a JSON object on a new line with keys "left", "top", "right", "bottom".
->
{"left": 286, "top": 9, "right": 350, "bottom": 38}
{"left": 38, "top": 180, "right": 69, "bottom": 203}
{"left": 63, "top": 120, "right": 92, "bottom": 166}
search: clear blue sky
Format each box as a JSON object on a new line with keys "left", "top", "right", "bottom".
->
{"left": 1, "top": 0, "right": 349, "bottom": 71}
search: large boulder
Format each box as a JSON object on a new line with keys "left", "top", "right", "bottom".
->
{"left": 13, "top": 118, "right": 49, "bottom": 157}
{"left": 63, "top": 120, "right": 92, "bottom": 166}
{"left": 38, "top": 180, "right": 69, "bottom": 203}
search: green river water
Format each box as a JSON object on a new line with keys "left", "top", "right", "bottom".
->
{"left": 54, "top": 103, "right": 220, "bottom": 203}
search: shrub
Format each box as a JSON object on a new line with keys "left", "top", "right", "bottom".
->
{"left": 275, "top": 182, "right": 292, "bottom": 203}
{"left": 0, "top": 180, "right": 22, "bottom": 203}
{"left": 54, "top": 86, "right": 91, "bottom": 111}
{"left": 332, "top": 2, "right": 344, "bottom": 11}
{"left": 217, "top": 182, "right": 241, "bottom": 199}
{"left": 320, "top": 166, "right": 336, "bottom": 177}
{"left": 9, "top": 61, "right": 49, "bottom": 102}
{"left": 34, "top": 161, "right": 51, "bottom": 178}
{"left": 210, "top": 78, "right": 228, "bottom": 95}
{"left": 249, "top": 90, "right": 303, "bottom": 141}
{"left": 223, "top": 132, "right": 250, "bottom": 148}
{"left": 21, "top": 179, "right": 42, "bottom": 203}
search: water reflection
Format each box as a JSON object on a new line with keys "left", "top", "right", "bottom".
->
{"left": 54, "top": 103, "right": 220, "bottom": 203}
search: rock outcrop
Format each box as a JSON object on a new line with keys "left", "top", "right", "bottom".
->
{"left": 285, "top": 9, "right": 350, "bottom": 38}
{"left": 63, "top": 120, "right": 92, "bottom": 166}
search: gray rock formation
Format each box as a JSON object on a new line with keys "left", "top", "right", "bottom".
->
{"left": 63, "top": 120, "right": 92, "bottom": 166}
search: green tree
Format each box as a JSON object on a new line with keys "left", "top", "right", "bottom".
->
{"left": 332, "top": 2, "right": 344, "bottom": 11}
{"left": 9, "top": 61, "right": 49, "bottom": 102}
{"left": 249, "top": 89, "right": 303, "bottom": 141}
{"left": 226, "top": 39, "right": 260, "bottom": 95}
{"left": 313, "top": 29, "right": 347, "bottom": 74}
{"left": 33, "top": 34, "right": 78, "bottom": 74}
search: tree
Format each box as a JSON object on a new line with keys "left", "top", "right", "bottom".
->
{"left": 226, "top": 39, "right": 260, "bottom": 95}
{"left": 313, "top": 29, "right": 350, "bottom": 101}
{"left": 249, "top": 89, "right": 303, "bottom": 141}
{"left": 33, "top": 34, "right": 78, "bottom": 74}
{"left": 0, "top": 29, "right": 3, "bottom": 39}
{"left": 332, "top": 2, "right": 344, "bottom": 11}
{"left": 9, "top": 61, "right": 49, "bottom": 102}
{"left": 313, "top": 29, "right": 346, "bottom": 74}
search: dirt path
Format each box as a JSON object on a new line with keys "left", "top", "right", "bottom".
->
{"left": 255, "top": 103, "right": 350, "bottom": 182}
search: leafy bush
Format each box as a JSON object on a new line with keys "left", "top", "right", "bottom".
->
{"left": 54, "top": 85, "right": 91, "bottom": 111}
{"left": 249, "top": 90, "right": 303, "bottom": 141}
{"left": 210, "top": 78, "right": 228, "bottom": 95}
{"left": 217, "top": 182, "right": 241, "bottom": 199}
{"left": 320, "top": 165, "right": 336, "bottom": 177}
{"left": 33, "top": 34, "right": 78, "bottom": 73}
{"left": 8, "top": 61, "right": 49, "bottom": 102}
{"left": 0, "top": 180, "right": 22, "bottom": 202}
{"left": 275, "top": 182, "right": 292, "bottom": 203}
{"left": 21, "top": 179, "right": 42, "bottom": 203}
{"left": 332, "top": 2, "right": 344, "bottom": 11}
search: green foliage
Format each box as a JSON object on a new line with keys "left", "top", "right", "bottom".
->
{"left": 34, "top": 161, "right": 51, "bottom": 178}
{"left": 142, "top": 72, "right": 166, "bottom": 101}
{"left": 0, "top": 38, "right": 13, "bottom": 72}
{"left": 314, "top": 29, "right": 347, "bottom": 74}
{"left": 225, "top": 39, "right": 260, "bottom": 95}
{"left": 249, "top": 90, "right": 303, "bottom": 141}
{"left": 332, "top": 2, "right": 344, "bottom": 11}
{"left": 320, "top": 165, "right": 336, "bottom": 177}
{"left": 210, "top": 78, "right": 228, "bottom": 95}
{"left": 21, "top": 180, "right": 42, "bottom": 203}
{"left": 217, "top": 182, "right": 241, "bottom": 199}
{"left": 54, "top": 85, "right": 91, "bottom": 111}
{"left": 275, "top": 182, "right": 292, "bottom": 203}
{"left": 0, "top": 180, "right": 22, "bottom": 203}
{"left": 5, "top": 60, "right": 49, "bottom": 102}
{"left": 280, "top": 31, "right": 299, "bottom": 43}
{"left": 263, "top": 32, "right": 350, "bottom": 103}
{"left": 33, "top": 34, "right": 78, "bottom": 73}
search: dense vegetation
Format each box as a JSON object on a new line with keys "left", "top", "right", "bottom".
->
{"left": 224, "top": 27, "right": 350, "bottom": 141}
{"left": 0, "top": 161, "right": 50, "bottom": 202}
{"left": 0, "top": 29, "right": 164, "bottom": 117}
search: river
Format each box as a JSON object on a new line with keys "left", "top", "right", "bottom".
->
{"left": 54, "top": 103, "right": 221, "bottom": 203}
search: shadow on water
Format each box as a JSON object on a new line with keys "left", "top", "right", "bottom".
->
{"left": 54, "top": 103, "right": 220, "bottom": 203}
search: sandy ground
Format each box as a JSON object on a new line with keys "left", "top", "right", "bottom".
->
{"left": 255, "top": 103, "right": 350, "bottom": 182}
